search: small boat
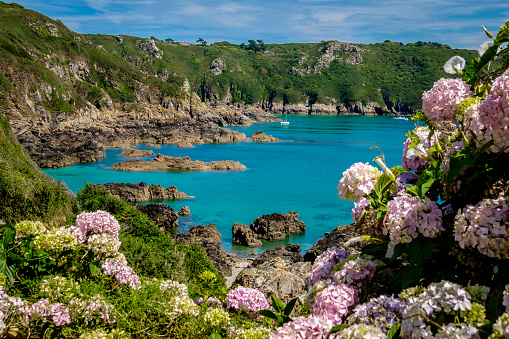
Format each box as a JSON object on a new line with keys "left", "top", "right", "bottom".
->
{"left": 393, "top": 115, "right": 408, "bottom": 120}
{"left": 281, "top": 112, "right": 290, "bottom": 125}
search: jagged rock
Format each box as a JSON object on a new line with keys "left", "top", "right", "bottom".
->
{"left": 250, "top": 244, "right": 303, "bottom": 267}
{"left": 251, "top": 130, "right": 279, "bottom": 143}
{"left": 110, "top": 154, "right": 246, "bottom": 172}
{"left": 210, "top": 58, "right": 225, "bottom": 76}
{"left": 303, "top": 222, "right": 362, "bottom": 262}
{"left": 136, "top": 203, "right": 178, "bottom": 232}
{"left": 137, "top": 39, "right": 161, "bottom": 58}
{"left": 174, "top": 223, "right": 232, "bottom": 278}
{"left": 120, "top": 149, "right": 155, "bottom": 158}
{"left": 93, "top": 182, "right": 194, "bottom": 202}
{"left": 178, "top": 206, "right": 191, "bottom": 216}
{"left": 177, "top": 141, "right": 194, "bottom": 148}
{"left": 235, "top": 257, "right": 311, "bottom": 303}
{"left": 250, "top": 211, "right": 306, "bottom": 241}
{"left": 115, "top": 35, "right": 123, "bottom": 43}
{"left": 232, "top": 223, "right": 262, "bottom": 247}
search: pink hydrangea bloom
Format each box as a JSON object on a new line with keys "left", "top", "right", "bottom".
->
{"left": 225, "top": 286, "right": 269, "bottom": 314}
{"left": 309, "top": 247, "right": 350, "bottom": 287}
{"left": 269, "top": 315, "right": 336, "bottom": 339}
{"left": 337, "top": 162, "right": 381, "bottom": 201}
{"left": 75, "top": 210, "right": 120, "bottom": 240}
{"left": 468, "top": 69, "right": 509, "bottom": 153}
{"left": 422, "top": 77, "right": 473, "bottom": 127}
{"left": 454, "top": 196, "right": 509, "bottom": 259}
{"left": 384, "top": 193, "right": 444, "bottom": 244}
{"left": 102, "top": 254, "right": 141, "bottom": 290}
{"left": 401, "top": 127, "right": 434, "bottom": 173}
{"left": 311, "top": 283, "right": 356, "bottom": 325}
{"left": 351, "top": 198, "right": 371, "bottom": 222}
{"left": 333, "top": 256, "right": 380, "bottom": 288}
{"left": 25, "top": 298, "right": 71, "bottom": 326}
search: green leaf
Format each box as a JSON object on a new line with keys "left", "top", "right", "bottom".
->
{"left": 388, "top": 323, "right": 401, "bottom": 339}
{"left": 209, "top": 333, "right": 222, "bottom": 339}
{"left": 284, "top": 297, "right": 298, "bottom": 317}
{"left": 257, "top": 309, "right": 279, "bottom": 321}
{"left": 2, "top": 226, "right": 16, "bottom": 249}
{"left": 327, "top": 324, "right": 348, "bottom": 338}
{"left": 89, "top": 263, "right": 100, "bottom": 276}
{"left": 271, "top": 295, "right": 286, "bottom": 313}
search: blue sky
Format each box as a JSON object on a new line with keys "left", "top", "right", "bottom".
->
{"left": 13, "top": 0, "right": 509, "bottom": 50}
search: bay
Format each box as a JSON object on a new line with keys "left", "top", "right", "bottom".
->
{"left": 42, "top": 115, "right": 414, "bottom": 256}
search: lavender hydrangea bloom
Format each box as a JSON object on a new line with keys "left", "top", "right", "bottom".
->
{"left": 225, "top": 286, "right": 269, "bottom": 314}
{"left": 454, "top": 196, "right": 509, "bottom": 259}
{"left": 269, "top": 315, "right": 336, "bottom": 339}
{"left": 102, "top": 253, "right": 141, "bottom": 290}
{"left": 422, "top": 77, "right": 473, "bottom": 128}
{"left": 351, "top": 198, "right": 371, "bottom": 222}
{"left": 333, "top": 256, "right": 382, "bottom": 288}
{"left": 347, "top": 295, "right": 405, "bottom": 333}
{"left": 337, "top": 162, "right": 382, "bottom": 201}
{"left": 384, "top": 193, "right": 443, "bottom": 244}
{"left": 402, "top": 127, "right": 434, "bottom": 174}
{"left": 25, "top": 298, "right": 71, "bottom": 326}
{"left": 309, "top": 247, "right": 350, "bottom": 287}
{"left": 468, "top": 69, "right": 509, "bottom": 153}
{"left": 0, "top": 286, "right": 25, "bottom": 335}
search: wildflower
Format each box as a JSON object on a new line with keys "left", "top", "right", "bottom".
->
{"left": 443, "top": 56, "right": 466, "bottom": 74}
{"left": 478, "top": 41, "right": 494, "bottom": 57}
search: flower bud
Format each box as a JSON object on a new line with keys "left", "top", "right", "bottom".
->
{"left": 482, "top": 25, "right": 494, "bottom": 39}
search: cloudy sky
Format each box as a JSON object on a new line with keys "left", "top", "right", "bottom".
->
{"left": 13, "top": 0, "right": 509, "bottom": 49}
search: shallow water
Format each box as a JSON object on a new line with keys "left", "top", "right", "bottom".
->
{"left": 43, "top": 115, "right": 414, "bottom": 256}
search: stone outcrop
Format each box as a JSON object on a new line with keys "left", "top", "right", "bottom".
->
{"left": 93, "top": 182, "right": 194, "bottom": 202}
{"left": 250, "top": 212, "right": 306, "bottom": 241}
{"left": 232, "top": 223, "right": 262, "bottom": 247}
{"left": 136, "top": 203, "right": 179, "bottom": 232}
{"left": 137, "top": 39, "right": 161, "bottom": 58}
{"left": 250, "top": 131, "right": 278, "bottom": 143}
{"left": 209, "top": 58, "right": 225, "bottom": 76}
{"left": 178, "top": 206, "right": 191, "bottom": 216}
{"left": 235, "top": 257, "right": 311, "bottom": 303}
{"left": 303, "top": 222, "right": 362, "bottom": 263}
{"left": 120, "top": 149, "right": 155, "bottom": 158}
{"left": 250, "top": 244, "right": 303, "bottom": 267}
{"left": 174, "top": 223, "right": 232, "bottom": 278}
{"left": 110, "top": 154, "right": 246, "bottom": 172}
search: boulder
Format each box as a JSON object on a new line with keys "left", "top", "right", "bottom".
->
{"left": 250, "top": 211, "right": 306, "bottom": 241}
{"left": 120, "top": 149, "right": 155, "bottom": 158}
{"left": 174, "top": 223, "right": 232, "bottom": 278}
{"left": 94, "top": 182, "right": 194, "bottom": 202}
{"left": 235, "top": 258, "right": 311, "bottom": 303}
{"left": 250, "top": 244, "right": 303, "bottom": 267}
{"left": 251, "top": 130, "right": 278, "bottom": 143}
{"left": 178, "top": 206, "right": 191, "bottom": 216}
{"left": 136, "top": 203, "right": 178, "bottom": 232}
{"left": 303, "top": 222, "right": 362, "bottom": 263}
{"left": 177, "top": 141, "right": 194, "bottom": 148}
{"left": 110, "top": 154, "right": 246, "bottom": 172}
{"left": 232, "top": 223, "right": 262, "bottom": 247}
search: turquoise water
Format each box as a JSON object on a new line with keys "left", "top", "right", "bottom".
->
{"left": 42, "top": 115, "right": 414, "bottom": 256}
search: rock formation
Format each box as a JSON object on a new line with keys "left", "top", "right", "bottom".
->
{"left": 93, "top": 182, "right": 194, "bottom": 202}
{"left": 110, "top": 154, "right": 246, "bottom": 172}
{"left": 250, "top": 244, "right": 303, "bottom": 267}
{"left": 120, "top": 149, "right": 155, "bottom": 158}
{"left": 177, "top": 206, "right": 191, "bottom": 216}
{"left": 232, "top": 223, "right": 262, "bottom": 247}
{"left": 303, "top": 222, "right": 362, "bottom": 262}
{"left": 174, "top": 223, "right": 232, "bottom": 278}
{"left": 250, "top": 131, "right": 279, "bottom": 143}
{"left": 250, "top": 211, "right": 306, "bottom": 242}
{"left": 136, "top": 203, "right": 179, "bottom": 232}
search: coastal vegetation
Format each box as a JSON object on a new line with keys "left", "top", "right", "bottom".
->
{"left": 1, "top": 1, "right": 509, "bottom": 338}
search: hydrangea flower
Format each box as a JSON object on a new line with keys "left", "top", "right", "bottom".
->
{"left": 68, "top": 294, "right": 115, "bottom": 324}
{"left": 384, "top": 193, "right": 443, "bottom": 244}
{"left": 421, "top": 77, "right": 473, "bottom": 128}
{"left": 339, "top": 323, "right": 388, "bottom": 338}
{"left": 204, "top": 308, "right": 230, "bottom": 327}
{"left": 311, "top": 283, "right": 357, "bottom": 325}
{"left": 157, "top": 279, "right": 189, "bottom": 297}
{"left": 333, "top": 255, "right": 382, "bottom": 288}
{"left": 269, "top": 315, "right": 336, "bottom": 339}
{"left": 468, "top": 69, "right": 509, "bottom": 153}
{"left": 39, "top": 276, "right": 79, "bottom": 302}
{"left": 503, "top": 285, "right": 509, "bottom": 312}
{"left": 0, "top": 286, "right": 25, "bottom": 336}
{"left": 163, "top": 294, "right": 200, "bottom": 319}
{"left": 337, "top": 162, "right": 382, "bottom": 201}
{"left": 238, "top": 327, "right": 272, "bottom": 339}
{"left": 225, "top": 286, "right": 269, "bottom": 314}
{"left": 25, "top": 298, "right": 71, "bottom": 326}
{"left": 33, "top": 226, "right": 78, "bottom": 253}
{"left": 14, "top": 220, "right": 46, "bottom": 237}
{"left": 347, "top": 295, "right": 405, "bottom": 333}
{"left": 309, "top": 247, "right": 350, "bottom": 287}
{"left": 402, "top": 127, "right": 434, "bottom": 173}
{"left": 86, "top": 233, "right": 121, "bottom": 256}
{"left": 490, "top": 312, "right": 509, "bottom": 339}
{"left": 351, "top": 198, "right": 371, "bottom": 222}
{"left": 454, "top": 196, "right": 509, "bottom": 258}
{"left": 101, "top": 254, "right": 141, "bottom": 290}
{"left": 75, "top": 210, "right": 120, "bottom": 239}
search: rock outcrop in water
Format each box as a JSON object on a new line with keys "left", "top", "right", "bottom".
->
{"left": 136, "top": 203, "right": 179, "bottom": 232}
{"left": 250, "top": 130, "right": 279, "bottom": 143}
{"left": 120, "top": 149, "right": 155, "bottom": 158}
{"left": 110, "top": 154, "right": 246, "bottom": 172}
{"left": 93, "top": 182, "right": 194, "bottom": 202}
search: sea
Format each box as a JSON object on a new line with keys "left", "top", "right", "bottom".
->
{"left": 42, "top": 115, "right": 414, "bottom": 257}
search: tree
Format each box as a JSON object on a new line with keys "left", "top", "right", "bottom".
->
{"left": 165, "top": 38, "right": 175, "bottom": 43}
{"left": 196, "top": 38, "right": 207, "bottom": 46}
{"left": 257, "top": 39, "right": 266, "bottom": 51}
{"left": 247, "top": 40, "right": 261, "bottom": 52}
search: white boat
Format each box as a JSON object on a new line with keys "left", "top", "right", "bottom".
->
{"left": 281, "top": 112, "right": 290, "bottom": 125}
{"left": 393, "top": 115, "right": 408, "bottom": 120}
